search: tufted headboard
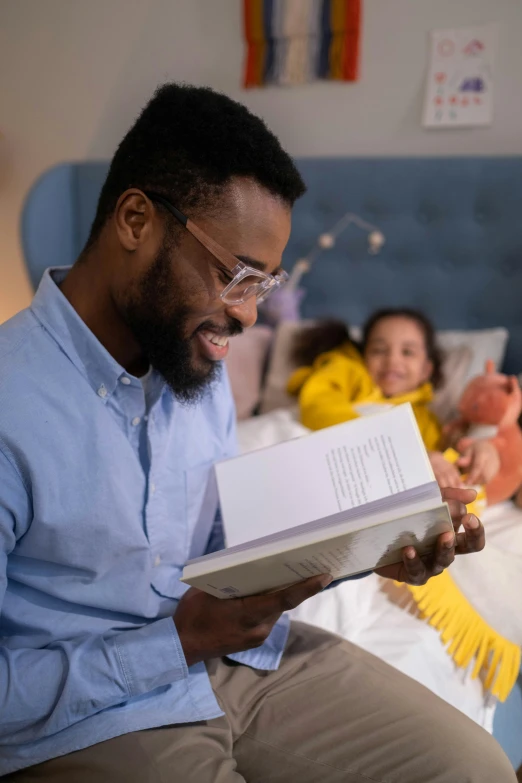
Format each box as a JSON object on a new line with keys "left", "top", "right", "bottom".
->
{"left": 21, "top": 157, "right": 522, "bottom": 373}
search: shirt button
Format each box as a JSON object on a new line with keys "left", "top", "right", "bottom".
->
{"left": 120, "top": 376, "right": 131, "bottom": 385}
{"left": 131, "top": 417, "right": 141, "bottom": 426}
{"left": 150, "top": 482, "right": 156, "bottom": 494}
{"left": 97, "top": 385, "right": 107, "bottom": 398}
{"left": 154, "top": 555, "right": 161, "bottom": 567}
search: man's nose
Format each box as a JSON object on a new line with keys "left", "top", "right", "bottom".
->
{"left": 224, "top": 297, "right": 258, "bottom": 330}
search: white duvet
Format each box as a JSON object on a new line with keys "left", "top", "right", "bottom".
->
{"left": 237, "top": 409, "right": 522, "bottom": 732}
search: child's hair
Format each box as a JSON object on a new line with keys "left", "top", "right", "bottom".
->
{"left": 291, "top": 319, "right": 351, "bottom": 368}
{"left": 291, "top": 308, "right": 444, "bottom": 389}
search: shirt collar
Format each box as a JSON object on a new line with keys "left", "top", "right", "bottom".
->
{"left": 31, "top": 267, "right": 138, "bottom": 402}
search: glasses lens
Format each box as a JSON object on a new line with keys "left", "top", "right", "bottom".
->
{"left": 222, "top": 278, "right": 281, "bottom": 305}
{"left": 220, "top": 266, "right": 288, "bottom": 305}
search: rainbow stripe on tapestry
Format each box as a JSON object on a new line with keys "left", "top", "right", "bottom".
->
{"left": 243, "top": 0, "right": 361, "bottom": 87}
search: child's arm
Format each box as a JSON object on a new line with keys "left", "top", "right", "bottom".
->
{"left": 298, "top": 353, "right": 376, "bottom": 431}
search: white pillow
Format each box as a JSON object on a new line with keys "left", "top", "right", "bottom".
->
{"left": 436, "top": 327, "right": 509, "bottom": 385}
{"left": 237, "top": 408, "right": 309, "bottom": 454}
{"left": 430, "top": 343, "right": 472, "bottom": 424}
{"left": 259, "top": 321, "right": 508, "bottom": 423}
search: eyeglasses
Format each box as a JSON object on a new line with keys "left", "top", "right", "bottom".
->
{"left": 144, "top": 191, "right": 288, "bottom": 306}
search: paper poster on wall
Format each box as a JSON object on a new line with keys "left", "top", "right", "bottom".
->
{"left": 422, "top": 24, "right": 497, "bottom": 128}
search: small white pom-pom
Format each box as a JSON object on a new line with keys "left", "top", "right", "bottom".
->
{"left": 318, "top": 233, "right": 335, "bottom": 249}
{"left": 295, "top": 258, "right": 310, "bottom": 273}
{"left": 368, "top": 230, "right": 385, "bottom": 254}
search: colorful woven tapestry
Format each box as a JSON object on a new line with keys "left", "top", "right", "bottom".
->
{"left": 243, "top": 0, "right": 361, "bottom": 88}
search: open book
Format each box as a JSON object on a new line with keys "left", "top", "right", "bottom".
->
{"left": 181, "top": 404, "right": 452, "bottom": 599}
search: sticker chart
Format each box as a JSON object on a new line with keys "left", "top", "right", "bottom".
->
{"left": 423, "top": 24, "right": 497, "bottom": 128}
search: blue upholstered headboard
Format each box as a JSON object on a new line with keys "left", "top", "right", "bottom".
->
{"left": 22, "top": 157, "right": 522, "bottom": 373}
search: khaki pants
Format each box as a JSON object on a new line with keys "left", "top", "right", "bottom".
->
{"left": 6, "top": 622, "right": 515, "bottom": 783}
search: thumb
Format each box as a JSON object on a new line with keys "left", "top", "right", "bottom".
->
{"left": 246, "top": 574, "right": 332, "bottom": 624}
{"left": 276, "top": 574, "right": 333, "bottom": 612}
{"left": 457, "top": 454, "right": 471, "bottom": 468}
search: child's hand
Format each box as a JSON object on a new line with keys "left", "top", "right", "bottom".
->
{"left": 428, "top": 451, "right": 462, "bottom": 488}
{"left": 457, "top": 439, "right": 500, "bottom": 485}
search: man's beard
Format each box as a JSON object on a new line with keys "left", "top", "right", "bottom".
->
{"left": 122, "top": 244, "right": 241, "bottom": 404}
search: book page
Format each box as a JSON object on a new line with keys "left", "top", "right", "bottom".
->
{"left": 326, "top": 428, "right": 408, "bottom": 510}
{"left": 217, "top": 404, "right": 434, "bottom": 548}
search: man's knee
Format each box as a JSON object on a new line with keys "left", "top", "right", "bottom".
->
{"left": 443, "top": 724, "right": 516, "bottom": 783}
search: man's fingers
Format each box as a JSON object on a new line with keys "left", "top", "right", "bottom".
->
{"left": 276, "top": 574, "right": 333, "bottom": 612}
{"left": 431, "top": 532, "right": 456, "bottom": 572}
{"left": 398, "top": 531, "right": 455, "bottom": 586}
{"left": 455, "top": 514, "right": 485, "bottom": 554}
{"left": 244, "top": 574, "right": 332, "bottom": 625}
{"left": 445, "top": 499, "right": 467, "bottom": 522}
{"left": 399, "top": 547, "right": 428, "bottom": 585}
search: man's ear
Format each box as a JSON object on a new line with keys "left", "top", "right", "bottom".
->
{"left": 114, "top": 190, "right": 156, "bottom": 252}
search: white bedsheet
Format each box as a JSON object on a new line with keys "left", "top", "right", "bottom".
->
{"left": 236, "top": 408, "right": 522, "bottom": 732}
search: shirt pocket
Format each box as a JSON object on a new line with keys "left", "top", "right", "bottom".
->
{"left": 185, "top": 461, "right": 219, "bottom": 561}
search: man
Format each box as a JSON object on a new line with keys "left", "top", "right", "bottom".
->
{"left": 0, "top": 84, "right": 514, "bottom": 782}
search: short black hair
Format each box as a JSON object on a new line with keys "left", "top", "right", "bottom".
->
{"left": 87, "top": 83, "right": 306, "bottom": 246}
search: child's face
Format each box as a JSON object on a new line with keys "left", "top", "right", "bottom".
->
{"left": 364, "top": 316, "right": 433, "bottom": 398}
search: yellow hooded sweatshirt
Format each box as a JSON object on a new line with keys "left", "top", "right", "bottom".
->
{"left": 287, "top": 342, "right": 442, "bottom": 451}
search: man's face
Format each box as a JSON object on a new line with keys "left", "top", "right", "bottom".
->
{"left": 116, "top": 178, "right": 292, "bottom": 403}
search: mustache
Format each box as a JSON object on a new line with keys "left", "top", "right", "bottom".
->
{"left": 195, "top": 318, "right": 244, "bottom": 339}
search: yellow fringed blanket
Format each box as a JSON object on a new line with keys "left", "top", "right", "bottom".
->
{"left": 404, "top": 568, "right": 521, "bottom": 702}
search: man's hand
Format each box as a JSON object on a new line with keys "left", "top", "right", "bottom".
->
{"left": 457, "top": 438, "right": 500, "bottom": 485}
{"left": 375, "top": 487, "right": 485, "bottom": 586}
{"left": 428, "top": 450, "right": 462, "bottom": 488}
{"left": 174, "top": 574, "right": 332, "bottom": 666}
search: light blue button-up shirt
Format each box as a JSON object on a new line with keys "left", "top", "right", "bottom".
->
{"left": 0, "top": 269, "right": 290, "bottom": 775}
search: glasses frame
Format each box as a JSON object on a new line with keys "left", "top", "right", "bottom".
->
{"left": 144, "top": 191, "right": 288, "bottom": 305}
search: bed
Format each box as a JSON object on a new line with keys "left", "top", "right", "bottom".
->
{"left": 236, "top": 407, "right": 522, "bottom": 754}
{"left": 21, "top": 157, "right": 522, "bottom": 769}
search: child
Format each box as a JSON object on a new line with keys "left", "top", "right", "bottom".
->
{"left": 288, "top": 309, "right": 498, "bottom": 488}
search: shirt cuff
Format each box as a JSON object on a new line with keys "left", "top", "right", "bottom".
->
{"left": 114, "top": 617, "right": 188, "bottom": 698}
{"left": 226, "top": 614, "right": 291, "bottom": 671}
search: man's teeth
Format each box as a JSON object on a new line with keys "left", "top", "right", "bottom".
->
{"left": 202, "top": 331, "right": 229, "bottom": 347}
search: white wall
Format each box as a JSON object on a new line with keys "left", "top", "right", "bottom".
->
{"left": 1, "top": 0, "right": 521, "bottom": 320}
